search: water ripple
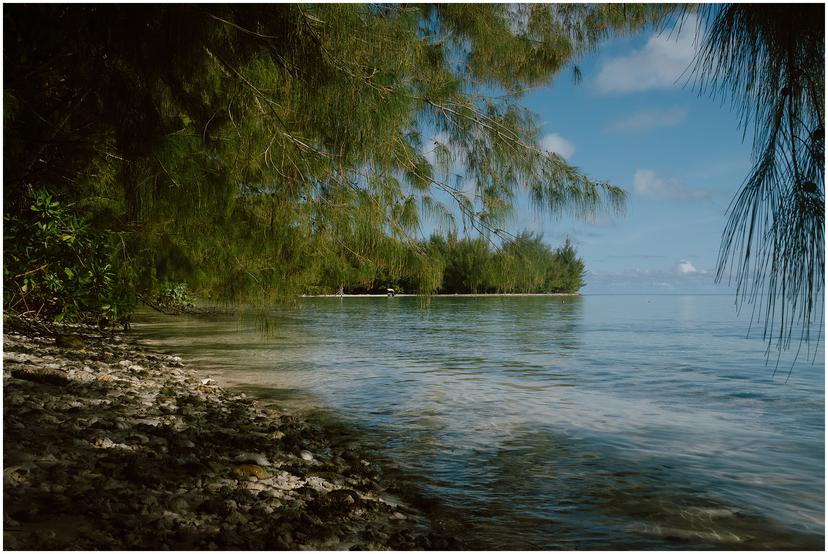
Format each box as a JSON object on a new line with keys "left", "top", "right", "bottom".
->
{"left": 135, "top": 295, "right": 824, "bottom": 549}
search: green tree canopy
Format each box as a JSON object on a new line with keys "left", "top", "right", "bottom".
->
{"left": 5, "top": 4, "right": 822, "bottom": 356}
{"left": 4, "top": 4, "right": 661, "bottom": 313}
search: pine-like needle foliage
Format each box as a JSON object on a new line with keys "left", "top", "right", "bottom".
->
{"left": 4, "top": 4, "right": 661, "bottom": 312}
{"left": 689, "top": 5, "right": 824, "bottom": 355}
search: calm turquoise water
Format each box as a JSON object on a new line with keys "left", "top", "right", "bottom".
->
{"left": 136, "top": 295, "right": 824, "bottom": 549}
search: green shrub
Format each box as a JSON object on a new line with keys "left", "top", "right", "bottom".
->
{"left": 3, "top": 190, "right": 135, "bottom": 326}
{"left": 154, "top": 280, "right": 195, "bottom": 313}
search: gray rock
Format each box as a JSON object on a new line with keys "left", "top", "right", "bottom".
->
{"left": 169, "top": 496, "right": 190, "bottom": 512}
{"left": 10, "top": 365, "right": 70, "bottom": 385}
{"left": 233, "top": 452, "right": 270, "bottom": 466}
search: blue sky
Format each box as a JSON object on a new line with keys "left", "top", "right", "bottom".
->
{"left": 504, "top": 15, "right": 755, "bottom": 294}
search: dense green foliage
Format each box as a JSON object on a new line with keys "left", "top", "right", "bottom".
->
{"left": 4, "top": 190, "right": 136, "bottom": 325}
{"left": 152, "top": 281, "right": 197, "bottom": 314}
{"left": 4, "top": 4, "right": 663, "bottom": 322}
{"left": 425, "top": 233, "right": 584, "bottom": 294}
{"left": 317, "top": 232, "right": 584, "bottom": 295}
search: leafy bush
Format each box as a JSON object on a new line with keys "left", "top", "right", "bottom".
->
{"left": 154, "top": 280, "right": 195, "bottom": 313}
{"left": 3, "top": 190, "right": 135, "bottom": 326}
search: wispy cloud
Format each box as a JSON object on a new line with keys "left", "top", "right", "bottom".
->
{"left": 540, "top": 133, "right": 575, "bottom": 159}
{"left": 595, "top": 15, "right": 699, "bottom": 94}
{"left": 582, "top": 212, "right": 615, "bottom": 227}
{"left": 633, "top": 169, "right": 709, "bottom": 201}
{"left": 606, "top": 106, "right": 689, "bottom": 133}
{"left": 607, "top": 254, "right": 670, "bottom": 260}
{"left": 584, "top": 267, "right": 727, "bottom": 294}
{"left": 584, "top": 265, "right": 720, "bottom": 294}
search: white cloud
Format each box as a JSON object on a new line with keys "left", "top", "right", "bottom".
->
{"left": 676, "top": 259, "right": 698, "bottom": 275}
{"left": 606, "top": 106, "right": 689, "bottom": 133}
{"left": 633, "top": 169, "right": 709, "bottom": 201}
{"left": 595, "top": 15, "right": 700, "bottom": 94}
{"left": 540, "top": 133, "right": 575, "bottom": 159}
{"left": 583, "top": 265, "right": 721, "bottom": 293}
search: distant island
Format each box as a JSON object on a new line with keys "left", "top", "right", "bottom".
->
{"left": 303, "top": 292, "right": 579, "bottom": 298}
{"left": 301, "top": 232, "right": 585, "bottom": 297}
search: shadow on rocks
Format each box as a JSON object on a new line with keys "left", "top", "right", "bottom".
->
{"left": 3, "top": 329, "right": 454, "bottom": 550}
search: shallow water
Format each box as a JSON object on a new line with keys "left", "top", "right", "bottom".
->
{"left": 135, "top": 295, "right": 824, "bottom": 549}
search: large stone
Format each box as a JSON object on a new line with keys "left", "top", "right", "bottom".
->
{"left": 233, "top": 452, "right": 270, "bottom": 466}
{"left": 230, "top": 464, "right": 269, "bottom": 480}
{"left": 10, "top": 365, "right": 70, "bottom": 385}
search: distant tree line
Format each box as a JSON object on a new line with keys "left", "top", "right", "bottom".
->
{"left": 310, "top": 232, "right": 584, "bottom": 295}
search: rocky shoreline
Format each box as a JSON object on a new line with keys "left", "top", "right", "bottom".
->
{"left": 3, "top": 325, "right": 452, "bottom": 550}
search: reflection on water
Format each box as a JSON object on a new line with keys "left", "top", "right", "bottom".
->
{"left": 134, "top": 295, "right": 824, "bottom": 549}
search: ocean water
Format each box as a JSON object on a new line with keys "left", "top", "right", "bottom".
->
{"left": 135, "top": 295, "right": 824, "bottom": 549}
